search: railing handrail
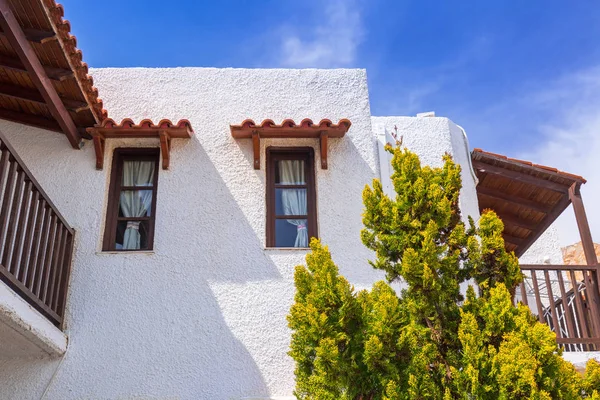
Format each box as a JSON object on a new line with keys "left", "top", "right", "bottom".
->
{"left": 519, "top": 263, "right": 600, "bottom": 351}
{"left": 0, "top": 130, "right": 73, "bottom": 234}
{"left": 521, "top": 263, "right": 600, "bottom": 272}
{"left": 0, "top": 131, "right": 75, "bottom": 328}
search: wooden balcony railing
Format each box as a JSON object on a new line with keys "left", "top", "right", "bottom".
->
{"left": 519, "top": 264, "right": 600, "bottom": 351}
{"left": 0, "top": 132, "right": 74, "bottom": 328}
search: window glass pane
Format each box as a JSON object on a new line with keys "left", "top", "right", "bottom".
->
{"left": 122, "top": 160, "right": 155, "bottom": 187}
{"left": 276, "top": 160, "right": 305, "bottom": 184}
{"left": 275, "top": 219, "right": 308, "bottom": 248}
{"left": 115, "top": 220, "right": 150, "bottom": 250}
{"left": 275, "top": 188, "right": 307, "bottom": 216}
{"left": 119, "top": 190, "right": 153, "bottom": 217}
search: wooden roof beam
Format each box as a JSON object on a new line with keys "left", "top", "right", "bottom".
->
{"left": 503, "top": 233, "right": 524, "bottom": 246}
{"left": 0, "top": 81, "right": 88, "bottom": 112}
{"left": 0, "top": 54, "right": 73, "bottom": 81}
{"left": 0, "top": 107, "right": 61, "bottom": 132}
{"left": 473, "top": 161, "right": 570, "bottom": 193}
{"left": 0, "top": 0, "right": 81, "bottom": 148}
{"left": 514, "top": 194, "right": 572, "bottom": 257}
{"left": 0, "top": 26, "right": 56, "bottom": 44}
{"left": 477, "top": 185, "right": 553, "bottom": 214}
{"left": 495, "top": 211, "right": 539, "bottom": 231}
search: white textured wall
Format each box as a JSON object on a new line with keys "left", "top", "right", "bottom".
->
{"left": 520, "top": 223, "right": 564, "bottom": 265}
{"left": 0, "top": 68, "right": 381, "bottom": 400}
{"left": 371, "top": 116, "right": 481, "bottom": 224}
{"left": 0, "top": 69, "right": 481, "bottom": 400}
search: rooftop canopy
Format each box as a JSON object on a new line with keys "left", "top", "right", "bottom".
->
{"left": 471, "top": 149, "right": 587, "bottom": 257}
{"left": 0, "top": 0, "right": 106, "bottom": 148}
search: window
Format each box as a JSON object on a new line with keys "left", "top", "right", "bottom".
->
{"left": 266, "top": 147, "right": 317, "bottom": 248}
{"left": 103, "top": 149, "right": 159, "bottom": 251}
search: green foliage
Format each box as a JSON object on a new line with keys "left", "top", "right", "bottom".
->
{"left": 584, "top": 359, "right": 600, "bottom": 397}
{"left": 288, "top": 144, "right": 596, "bottom": 399}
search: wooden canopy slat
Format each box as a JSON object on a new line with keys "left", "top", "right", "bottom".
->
{"left": 472, "top": 149, "right": 586, "bottom": 257}
{"left": 0, "top": 0, "right": 80, "bottom": 148}
{"left": 0, "top": 26, "right": 55, "bottom": 44}
{"left": 0, "top": 80, "right": 87, "bottom": 111}
{"left": 0, "top": 53, "right": 72, "bottom": 81}
{"left": 0, "top": 107, "right": 61, "bottom": 131}
{"left": 476, "top": 185, "right": 554, "bottom": 214}
{"left": 0, "top": 0, "right": 106, "bottom": 145}
{"left": 473, "top": 160, "right": 570, "bottom": 193}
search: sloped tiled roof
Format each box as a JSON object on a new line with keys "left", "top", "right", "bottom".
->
{"left": 43, "top": 0, "right": 107, "bottom": 122}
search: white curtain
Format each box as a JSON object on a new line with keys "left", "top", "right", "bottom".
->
{"left": 120, "top": 161, "right": 154, "bottom": 249}
{"left": 279, "top": 160, "right": 308, "bottom": 247}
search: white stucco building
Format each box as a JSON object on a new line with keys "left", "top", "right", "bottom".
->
{"left": 0, "top": 1, "right": 598, "bottom": 399}
{"left": 0, "top": 66, "right": 481, "bottom": 400}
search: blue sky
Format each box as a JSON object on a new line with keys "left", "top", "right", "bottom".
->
{"left": 62, "top": 0, "right": 600, "bottom": 244}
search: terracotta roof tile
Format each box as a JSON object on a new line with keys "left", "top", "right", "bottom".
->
{"left": 472, "top": 148, "right": 586, "bottom": 183}
{"left": 233, "top": 118, "right": 351, "bottom": 131}
{"left": 42, "top": 0, "right": 107, "bottom": 122}
{"left": 94, "top": 118, "right": 194, "bottom": 132}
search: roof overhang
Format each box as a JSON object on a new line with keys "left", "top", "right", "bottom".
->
{"left": 471, "top": 149, "right": 586, "bottom": 257}
{"left": 0, "top": 0, "right": 105, "bottom": 148}
{"left": 230, "top": 118, "right": 351, "bottom": 169}
{"left": 87, "top": 119, "right": 194, "bottom": 170}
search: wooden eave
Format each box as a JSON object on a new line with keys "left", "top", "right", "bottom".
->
{"left": 86, "top": 118, "right": 194, "bottom": 170}
{"left": 472, "top": 148, "right": 586, "bottom": 257}
{"left": 230, "top": 118, "right": 351, "bottom": 169}
{"left": 0, "top": 0, "right": 106, "bottom": 148}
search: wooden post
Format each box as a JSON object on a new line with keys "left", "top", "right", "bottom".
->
{"left": 320, "top": 131, "right": 328, "bottom": 169}
{"left": 159, "top": 130, "right": 171, "bottom": 170}
{"left": 570, "top": 184, "right": 599, "bottom": 265}
{"left": 569, "top": 183, "right": 600, "bottom": 336}
{"left": 252, "top": 131, "right": 260, "bottom": 170}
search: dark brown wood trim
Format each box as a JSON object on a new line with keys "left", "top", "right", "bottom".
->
{"left": 238, "top": 126, "right": 342, "bottom": 170}
{"left": 503, "top": 233, "right": 524, "bottom": 246}
{"left": 0, "top": 81, "right": 88, "bottom": 112}
{"left": 0, "top": 108, "right": 62, "bottom": 132}
{"left": 93, "top": 135, "right": 105, "bottom": 169}
{"left": 252, "top": 131, "right": 260, "bottom": 169}
{"left": 319, "top": 131, "right": 328, "bottom": 169}
{"left": 0, "top": 26, "right": 56, "bottom": 44}
{"left": 521, "top": 264, "right": 599, "bottom": 271}
{"left": 0, "top": 0, "right": 81, "bottom": 148}
{"left": 102, "top": 148, "right": 160, "bottom": 252}
{"left": 477, "top": 185, "right": 553, "bottom": 214}
{"left": 88, "top": 126, "right": 191, "bottom": 170}
{"left": 0, "top": 53, "right": 73, "bottom": 81}
{"left": 473, "top": 161, "right": 570, "bottom": 193}
{"left": 514, "top": 194, "right": 572, "bottom": 258}
{"left": 569, "top": 184, "right": 599, "bottom": 266}
{"left": 569, "top": 183, "right": 600, "bottom": 336}
{"left": 495, "top": 211, "right": 538, "bottom": 231}
{"left": 57, "top": 231, "right": 74, "bottom": 330}
{"left": 159, "top": 130, "right": 171, "bottom": 170}
{"left": 266, "top": 147, "right": 317, "bottom": 248}
{"left": 0, "top": 263, "right": 61, "bottom": 325}
{"left": 0, "top": 131, "right": 73, "bottom": 232}
{"left": 556, "top": 337, "right": 600, "bottom": 345}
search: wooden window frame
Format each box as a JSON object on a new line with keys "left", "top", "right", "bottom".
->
{"left": 266, "top": 147, "right": 318, "bottom": 248}
{"left": 102, "top": 148, "right": 160, "bottom": 251}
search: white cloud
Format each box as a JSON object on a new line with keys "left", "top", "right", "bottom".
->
{"left": 279, "top": 0, "right": 364, "bottom": 68}
{"left": 518, "top": 66, "right": 600, "bottom": 247}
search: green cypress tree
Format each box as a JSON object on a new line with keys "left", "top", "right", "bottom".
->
{"left": 288, "top": 143, "right": 593, "bottom": 399}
